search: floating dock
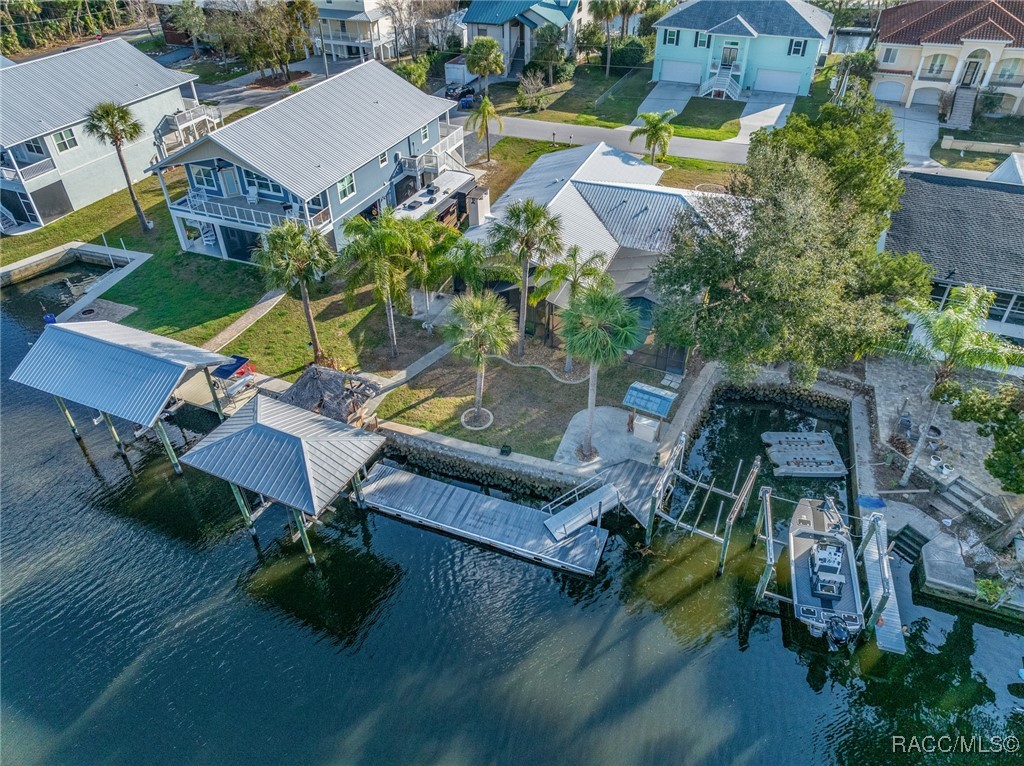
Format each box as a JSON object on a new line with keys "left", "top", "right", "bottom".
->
{"left": 359, "top": 464, "right": 610, "bottom": 576}
{"left": 762, "top": 431, "right": 847, "bottom": 478}
{"left": 859, "top": 512, "right": 907, "bottom": 654}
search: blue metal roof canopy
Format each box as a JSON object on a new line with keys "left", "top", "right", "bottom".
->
{"left": 623, "top": 381, "right": 677, "bottom": 419}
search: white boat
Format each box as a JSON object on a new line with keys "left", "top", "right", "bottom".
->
{"left": 788, "top": 498, "right": 864, "bottom": 650}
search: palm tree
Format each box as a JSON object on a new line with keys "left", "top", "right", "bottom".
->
{"left": 896, "top": 284, "right": 1024, "bottom": 487}
{"left": 466, "top": 96, "right": 502, "bottom": 164}
{"left": 84, "top": 102, "right": 148, "bottom": 233}
{"left": 530, "top": 246, "right": 613, "bottom": 372}
{"left": 465, "top": 36, "right": 505, "bottom": 96}
{"left": 533, "top": 23, "right": 564, "bottom": 86}
{"left": 490, "top": 199, "right": 563, "bottom": 357}
{"left": 401, "top": 217, "right": 460, "bottom": 313}
{"left": 618, "top": 0, "right": 644, "bottom": 39}
{"left": 256, "top": 221, "right": 339, "bottom": 364}
{"left": 630, "top": 110, "right": 676, "bottom": 163}
{"left": 560, "top": 286, "right": 643, "bottom": 460}
{"left": 442, "top": 290, "right": 518, "bottom": 426}
{"left": 435, "top": 237, "right": 514, "bottom": 295}
{"left": 590, "top": 0, "right": 618, "bottom": 78}
{"left": 340, "top": 208, "right": 415, "bottom": 358}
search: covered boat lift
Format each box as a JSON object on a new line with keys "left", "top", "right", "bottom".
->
{"left": 9, "top": 321, "right": 233, "bottom": 472}
{"left": 180, "top": 395, "right": 386, "bottom": 564}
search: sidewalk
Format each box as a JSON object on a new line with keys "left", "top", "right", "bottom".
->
{"left": 202, "top": 289, "right": 285, "bottom": 352}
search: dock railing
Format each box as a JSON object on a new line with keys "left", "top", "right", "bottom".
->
{"left": 540, "top": 473, "right": 605, "bottom": 514}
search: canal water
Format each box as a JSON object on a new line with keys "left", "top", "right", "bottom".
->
{"left": 2, "top": 269, "right": 1022, "bottom": 765}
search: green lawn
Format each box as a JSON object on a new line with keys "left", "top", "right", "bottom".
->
{"left": 479, "top": 138, "right": 570, "bottom": 198}
{"left": 947, "top": 115, "right": 1024, "bottom": 144}
{"left": 376, "top": 356, "right": 672, "bottom": 460}
{"left": 223, "top": 106, "right": 261, "bottom": 125}
{"left": 177, "top": 58, "right": 249, "bottom": 84}
{"left": 929, "top": 143, "right": 1005, "bottom": 172}
{"left": 488, "top": 65, "right": 655, "bottom": 129}
{"left": 791, "top": 57, "right": 839, "bottom": 120}
{"left": 658, "top": 156, "right": 742, "bottom": 189}
{"left": 670, "top": 97, "right": 744, "bottom": 140}
{"left": 132, "top": 34, "right": 166, "bottom": 53}
{"left": 223, "top": 279, "right": 443, "bottom": 381}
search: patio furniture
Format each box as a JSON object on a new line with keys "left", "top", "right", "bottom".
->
{"left": 246, "top": 186, "right": 259, "bottom": 205}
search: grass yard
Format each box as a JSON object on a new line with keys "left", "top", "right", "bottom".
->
{"left": 375, "top": 356, "right": 672, "bottom": 460}
{"left": 223, "top": 106, "right": 262, "bottom": 125}
{"left": 488, "top": 65, "right": 655, "bottom": 129}
{"left": 790, "top": 55, "right": 840, "bottom": 120}
{"left": 929, "top": 143, "right": 1005, "bottom": 172}
{"left": 658, "top": 156, "right": 742, "bottom": 189}
{"left": 224, "top": 279, "right": 443, "bottom": 381}
{"left": 177, "top": 58, "right": 248, "bottom": 84}
{"left": 478, "top": 138, "right": 570, "bottom": 198}
{"left": 0, "top": 171, "right": 189, "bottom": 267}
{"left": 670, "top": 97, "right": 744, "bottom": 140}
{"left": 947, "top": 115, "right": 1024, "bottom": 144}
{"left": 132, "top": 34, "right": 166, "bottom": 53}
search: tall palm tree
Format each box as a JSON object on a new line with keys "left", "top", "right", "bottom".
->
{"left": 618, "top": 0, "right": 644, "bottom": 38}
{"left": 465, "top": 36, "right": 505, "bottom": 96}
{"left": 530, "top": 246, "right": 613, "bottom": 372}
{"left": 341, "top": 208, "right": 415, "bottom": 358}
{"left": 436, "top": 238, "right": 514, "bottom": 295}
{"left": 533, "top": 23, "right": 564, "bottom": 86}
{"left": 256, "top": 221, "right": 339, "bottom": 364}
{"left": 442, "top": 290, "right": 518, "bottom": 425}
{"left": 560, "top": 286, "right": 643, "bottom": 460}
{"left": 489, "top": 199, "right": 563, "bottom": 357}
{"left": 590, "top": 0, "right": 618, "bottom": 78}
{"left": 401, "top": 217, "right": 460, "bottom": 312}
{"left": 84, "top": 102, "right": 148, "bottom": 233}
{"left": 466, "top": 96, "right": 502, "bottom": 163}
{"left": 630, "top": 110, "right": 676, "bottom": 163}
{"left": 896, "top": 284, "right": 1024, "bottom": 487}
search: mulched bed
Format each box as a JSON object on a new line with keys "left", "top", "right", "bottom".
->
{"left": 248, "top": 70, "right": 311, "bottom": 89}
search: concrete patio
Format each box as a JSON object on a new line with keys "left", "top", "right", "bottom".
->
{"left": 554, "top": 406, "right": 659, "bottom": 467}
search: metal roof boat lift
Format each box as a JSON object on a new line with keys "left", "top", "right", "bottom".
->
{"left": 9, "top": 321, "right": 234, "bottom": 473}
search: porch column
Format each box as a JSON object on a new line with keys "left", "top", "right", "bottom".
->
{"left": 904, "top": 84, "right": 917, "bottom": 108}
{"left": 914, "top": 55, "right": 926, "bottom": 80}
{"left": 170, "top": 213, "right": 190, "bottom": 253}
{"left": 981, "top": 59, "right": 997, "bottom": 86}
{"left": 950, "top": 58, "right": 966, "bottom": 87}
{"left": 214, "top": 223, "right": 229, "bottom": 259}
{"left": 190, "top": 81, "right": 198, "bottom": 103}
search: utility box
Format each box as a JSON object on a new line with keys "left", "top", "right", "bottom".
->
{"left": 467, "top": 186, "right": 490, "bottom": 227}
{"left": 633, "top": 415, "right": 658, "bottom": 442}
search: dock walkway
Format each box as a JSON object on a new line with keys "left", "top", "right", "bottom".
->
{"left": 360, "top": 464, "right": 609, "bottom": 575}
{"left": 599, "top": 459, "right": 662, "bottom": 526}
{"left": 861, "top": 513, "right": 907, "bottom": 654}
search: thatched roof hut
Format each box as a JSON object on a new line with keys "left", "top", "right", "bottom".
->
{"left": 277, "top": 365, "right": 383, "bottom": 424}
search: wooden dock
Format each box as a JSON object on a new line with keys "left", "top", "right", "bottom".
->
{"left": 599, "top": 459, "right": 663, "bottom": 526}
{"left": 861, "top": 513, "right": 907, "bottom": 654}
{"left": 359, "top": 464, "right": 609, "bottom": 576}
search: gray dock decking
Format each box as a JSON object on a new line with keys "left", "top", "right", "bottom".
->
{"left": 600, "top": 459, "right": 663, "bottom": 526}
{"left": 861, "top": 514, "right": 907, "bottom": 654}
{"left": 360, "top": 464, "right": 609, "bottom": 576}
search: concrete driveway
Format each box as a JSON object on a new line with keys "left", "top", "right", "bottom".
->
{"left": 884, "top": 104, "right": 941, "bottom": 167}
{"left": 726, "top": 93, "right": 795, "bottom": 143}
{"left": 632, "top": 81, "right": 696, "bottom": 125}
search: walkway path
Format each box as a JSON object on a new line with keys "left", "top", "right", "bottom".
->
{"left": 202, "top": 289, "right": 285, "bottom": 352}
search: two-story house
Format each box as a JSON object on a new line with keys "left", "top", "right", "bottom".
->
{"left": 871, "top": 0, "right": 1024, "bottom": 121}
{"left": 463, "top": 0, "right": 590, "bottom": 77}
{"left": 316, "top": 0, "right": 396, "bottom": 62}
{"left": 151, "top": 61, "right": 470, "bottom": 262}
{"left": 652, "top": 0, "right": 831, "bottom": 98}
{"left": 0, "top": 39, "right": 219, "bottom": 234}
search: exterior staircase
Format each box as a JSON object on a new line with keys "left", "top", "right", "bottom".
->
{"left": 509, "top": 42, "right": 526, "bottom": 78}
{"left": 0, "top": 205, "right": 16, "bottom": 233}
{"left": 945, "top": 87, "right": 977, "bottom": 130}
{"left": 928, "top": 475, "right": 1011, "bottom": 529}
{"left": 890, "top": 526, "right": 930, "bottom": 563}
{"left": 698, "top": 65, "right": 740, "bottom": 99}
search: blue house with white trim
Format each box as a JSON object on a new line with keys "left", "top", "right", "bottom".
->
{"left": 652, "top": 0, "right": 831, "bottom": 98}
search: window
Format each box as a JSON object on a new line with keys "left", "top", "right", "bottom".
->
{"left": 338, "top": 173, "right": 356, "bottom": 200}
{"left": 664, "top": 29, "right": 678, "bottom": 46}
{"left": 694, "top": 31, "right": 709, "bottom": 48}
{"left": 379, "top": 151, "right": 388, "bottom": 167}
{"left": 996, "top": 60, "right": 1020, "bottom": 80}
{"left": 23, "top": 138, "right": 44, "bottom": 155}
{"left": 788, "top": 39, "right": 806, "bottom": 56}
{"left": 192, "top": 165, "right": 218, "bottom": 190}
{"left": 1006, "top": 296, "right": 1024, "bottom": 326}
{"left": 53, "top": 128, "right": 78, "bottom": 152}
{"left": 989, "top": 292, "right": 1014, "bottom": 322}
{"left": 928, "top": 55, "right": 947, "bottom": 74}
{"left": 882, "top": 47, "right": 897, "bottom": 64}
{"left": 242, "top": 169, "right": 283, "bottom": 195}
{"left": 478, "top": 26, "right": 489, "bottom": 37}
{"left": 420, "top": 124, "right": 430, "bottom": 142}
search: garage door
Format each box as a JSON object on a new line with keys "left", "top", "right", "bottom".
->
{"left": 659, "top": 60, "right": 701, "bottom": 84}
{"left": 874, "top": 81, "right": 905, "bottom": 102}
{"left": 911, "top": 88, "right": 942, "bottom": 106}
{"left": 753, "top": 69, "right": 802, "bottom": 94}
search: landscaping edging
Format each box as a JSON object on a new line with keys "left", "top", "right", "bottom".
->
{"left": 940, "top": 135, "right": 1023, "bottom": 154}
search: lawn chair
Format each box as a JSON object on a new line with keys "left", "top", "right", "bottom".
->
{"left": 246, "top": 186, "right": 259, "bottom": 205}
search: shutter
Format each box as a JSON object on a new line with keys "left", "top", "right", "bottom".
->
{"left": 801, "top": 41, "right": 807, "bottom": 57}
{"left": 787, "top": 39, "right": 794, "bottom": 55}
{"left": 694, "top": 30, "right": 699, "bottom": 47}
{"left": 675, "top": 31, "right": 680, "bottom": 46}
{"left": 663, "top": 29, "right": 668, "bottom": 45}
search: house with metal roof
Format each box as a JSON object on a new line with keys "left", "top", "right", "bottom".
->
{"left": 150, "top": 60, "right": 470, "bottom": 261}
{"left": 652, "top": 0, "right": 831, "bottom": 97}
{"left": 0, "top": 39, "right": 219, "bottom": 234}
{"left": 871, "top": 0, "right": 1024, "bottom": 119}
{"left": 463, "top": 0, "right": 590, "bottom": 76}
{"left": 988, "top": 152, "right": 1024, "bottom": 184}
{"left": 883, "top": 171, "right": 1024, "bottom": 346}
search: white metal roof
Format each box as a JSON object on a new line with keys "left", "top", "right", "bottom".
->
{"left": 181, "top": 396, "right": 386, "bottom": 516}
{"left": 153, "top": 60, "right": 456, "bottom": 200}
{"left": 987, "top": 152, "right": 1024, "bottom": 185}
{"left": 9, "top": 321, "right": 230, "bottom": 427}
{"left": 0, "top": 39, "right": 195, "bottom": 147}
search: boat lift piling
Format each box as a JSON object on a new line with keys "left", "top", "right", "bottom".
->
{"left": 715, "top": 457, "right": 761, "bottom": 576}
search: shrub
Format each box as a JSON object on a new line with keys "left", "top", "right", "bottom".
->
{"left": 637, "top": 2, "right": 671, "bottom": 37}
{"left": 393, "top": 58, "right": 429, "bottom": 90}
{"left": 523, "top": 57, "right": 576, "bottom": 83}
{"left": 427, "top": 47, "right": 459, "bottom": 79}
{"left": 976, "top": 578, "right": 1007, "bottom": 604}
{"left": 843, "top": 49, "right": 877, "bottom": 83}
{"left": 603, "top": 36, "right": 646, "bottom": 70}
{"left": 975, "top": 86, "right": 1003, "bottom": 116}
{"left": 516, "top": 71, "right": 548, "bottom": 112}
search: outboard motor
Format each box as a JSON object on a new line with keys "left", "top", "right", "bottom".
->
{"left": 826, "top": 616, "right": 851, "bottom": 652}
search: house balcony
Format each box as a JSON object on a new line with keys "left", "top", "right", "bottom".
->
{"left": 916, "top": 72, "right": 952, "bottom": 83}
{"left": 709, "top": 61, "right": 744, "bottom": 77}
{"left": 171, "top": 100, "right": 223, "bottom": 131}
{"left": 992, "top": 74, "right": 1024, "bottom": 88}
{"left": 170, "top": 191, "right": 331, "bottom": 230}
{"left": 322, "top": 31, "right": 373, "bottom": 45}
{"left": 437, "top": 123, "right": 464, "bottom": 157}
{"left": 158, "top": 100, "right": 223, "bottom": 159}
{"left": 0, "top": 156, "right": 57, "bottom": 185}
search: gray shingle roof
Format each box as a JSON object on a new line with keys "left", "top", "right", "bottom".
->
{"left": 181, "top": 395, "right": 386, "bottom": 516}
{"left": 0, "top": 39, "right": 194, "bottom": 146}
{"left": 154, "top": 60, "right": 455, "bottom": 200}
{"left": 656, "top": 0, "right": 832, "bottom": 39}
{"left": 886, "top": 172, "right": 1024, "bottom": 296}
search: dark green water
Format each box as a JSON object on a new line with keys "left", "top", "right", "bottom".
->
{"left": 2, "top": 268, "right": 1022, "bottom": 765}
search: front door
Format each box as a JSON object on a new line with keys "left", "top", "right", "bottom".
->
{"left": 961, "top": 60, "right": 981, "bottom": 86}
{"left": 722, "top": 45, "right": 738, "bottom": 67}
{"left": 221, "top": 166, "right": 239, "bottom": 197}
